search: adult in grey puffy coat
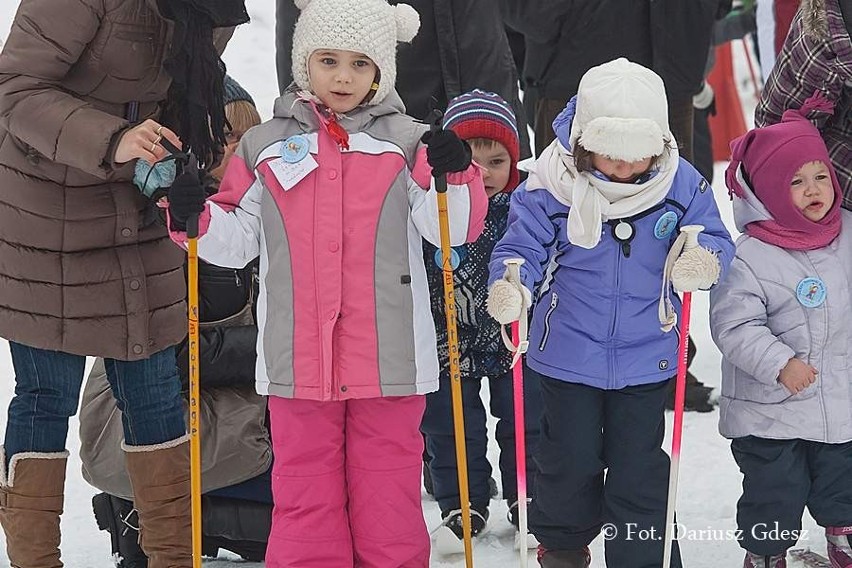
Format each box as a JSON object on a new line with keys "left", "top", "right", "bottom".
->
{"left": 710, "top": 96, "right": 852, "bottom": 567}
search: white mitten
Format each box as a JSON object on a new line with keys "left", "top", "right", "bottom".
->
{"left": 671, "top": 247, "right": 720, "bottom": 292}
{"left": 487, "top": 278, "right": 532, "bottom": 324}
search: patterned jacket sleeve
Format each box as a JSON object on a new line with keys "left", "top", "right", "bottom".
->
{"left": 755, "top": 10, "right": 844, "bottom": 129}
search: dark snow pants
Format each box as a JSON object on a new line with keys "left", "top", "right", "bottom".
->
{"left": 528, "top": 369, "right": 683, "bottom": 568}
{"left": 421, "top": 366, "right": 542, "bottom": 515}
{"left": 732, "top": 436, "right": 852, "bottom": 556}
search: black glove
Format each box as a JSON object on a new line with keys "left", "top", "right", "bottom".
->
{"left": 422, "top": 129, "right": 472, "bottom": 178}
{"left": 168, "top": 167, "right": 206, "bottom": 232}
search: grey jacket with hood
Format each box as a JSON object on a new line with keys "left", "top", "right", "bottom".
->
{"left": 710, "top": 166, "right": 852, "bottom": 443}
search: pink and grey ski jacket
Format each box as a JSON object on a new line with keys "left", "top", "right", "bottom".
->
{"left": 171, "top": 91, "right": 486, "bottom": 401}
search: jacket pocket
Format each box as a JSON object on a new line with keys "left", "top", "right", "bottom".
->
{"left": 538, "top": 291, "right": 559, "bottom": 351}
{"left": 733, "top": 370, "right": 819, "bottom": 404}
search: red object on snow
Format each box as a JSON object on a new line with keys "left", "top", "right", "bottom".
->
{"left": 707, "top": 43, "right": 748, "bottom": 162}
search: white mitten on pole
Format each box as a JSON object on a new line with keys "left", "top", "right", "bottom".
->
{"left": 671, "top": 247, "right": 720, "bottom": 292}
{"left": 487, "top": 271, "right": 532, "bottom": 324}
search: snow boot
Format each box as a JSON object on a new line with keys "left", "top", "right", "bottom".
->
{"left": 201, "top": 495, "right": 270, "bottom": 562}
{"left": 536, "top": 545, "right": 591, "bottom": 568}
{"left": 433, "top": 505, "right": 489, "bottom": 555}
{"left": 0, "top": 447, "right": 67, "bottom": 568}
{"left": 827, "top": 526, "right": 852, "bottom": 567}
{"left": 666, "top": 372, "right": 716, "bottom": 413}
{"left": 92, "top": 492, "right": 148, "bottom": 567}
{"left": 743, "top": 551, "right": 787, "bottom": 567}
{"left": 507, "top": 499, "right": 539, "bottom": 550}
{"left": 124, "top": 435, "right": 191, "bottom": 568}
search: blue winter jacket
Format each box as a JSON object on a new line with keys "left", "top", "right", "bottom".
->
{"left": 489, "top": 110, "right": 735, "bottom": 390}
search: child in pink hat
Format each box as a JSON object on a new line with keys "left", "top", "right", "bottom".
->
{"left": 711, "top": 93, "right": 852, "bottom": 568}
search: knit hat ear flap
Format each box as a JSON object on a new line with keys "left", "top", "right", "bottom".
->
{"left": 395, "top": 4, "right": 420, "bottom": 42}
{"left": 294, "top": 0, "right": 312, "bottom": 10}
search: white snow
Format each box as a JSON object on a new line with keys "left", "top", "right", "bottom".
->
{"left": 0, "top": 2, "right": 830, "bottom": 566}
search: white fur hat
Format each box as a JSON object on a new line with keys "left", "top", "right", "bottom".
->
{"left": 291, "top": 0, "right": 420, "bottom": 106}
{"left": 570, "top": 58, "right": 673, "bottom": 162}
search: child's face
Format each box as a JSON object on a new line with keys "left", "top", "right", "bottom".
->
{"left": 591, "top": 154, "right": 654, "bottom": 183}
{"left": 471, "top": 141, "right": 511, "bottom": 197}
{"left": 308, "top": 49, "right": 377, "bottom": 114}
{"left": 790, "top": 161, "right": 834, "bottom": 222}
{"left": 210, "top": 128, "right": 244, "bottom": 181}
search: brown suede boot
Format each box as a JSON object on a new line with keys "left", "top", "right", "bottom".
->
{"left": 0, "top": 447, "right": 68, "bottom": 568}
{"left": 124, "top": 435, "right": 191, "bottom": 568}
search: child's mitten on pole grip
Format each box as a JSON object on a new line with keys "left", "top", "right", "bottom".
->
{"left": 487, "top": 278, "right": 532, "bottom": 324}
{"left": 671, "top": 247, "right": 720, "bottom": 292}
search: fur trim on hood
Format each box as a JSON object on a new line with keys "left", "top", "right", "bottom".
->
{"left": 802, "top": 0, "right": 831, "bottom": 40}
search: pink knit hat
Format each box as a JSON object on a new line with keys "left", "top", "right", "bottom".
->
{"left": 725, "top": 92, "right": 842, "bottom": 232}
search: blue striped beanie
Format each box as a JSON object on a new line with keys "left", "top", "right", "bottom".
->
{"left": 443, "top": 90, "right": 520, "bottom": 191}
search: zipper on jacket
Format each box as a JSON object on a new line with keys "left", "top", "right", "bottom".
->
{"left": 608, "top": 248, "right": 622, "bottom": 388}
{"left": 609, "top": 251, "right": 621, "bottom": 337}
{"left": 538, "top": 292, "right": 559, "bottom": 351}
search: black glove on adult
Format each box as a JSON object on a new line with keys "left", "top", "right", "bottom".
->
{"left": 168, "top": 168, "right": 207, "bottom": 232}
{"left": 422, "top": 129, "right": 472, "bottom": 178}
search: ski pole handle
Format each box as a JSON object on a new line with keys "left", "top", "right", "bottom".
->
{"left": 680, "top": 224, "right": 704, "bottom": 251}
{"left": 502, "top": 259, "right": 529, "bottom": 365}
{"left": 503, "top": 258, "right": 525, "bottom": 285}
{"left": 427, "top": 109, "right": 448, "bottom": 194}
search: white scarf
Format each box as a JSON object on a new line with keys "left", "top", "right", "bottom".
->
{"left": 525, "top": 139, "right": 680, "bottom": 249}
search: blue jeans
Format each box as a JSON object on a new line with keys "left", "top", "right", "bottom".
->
{"left": 4, "top": 342, "right": 186, "bottom": 461}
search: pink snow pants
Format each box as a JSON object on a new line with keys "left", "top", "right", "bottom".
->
{"left": 265, "top": 394, "right": 430, "bottom": 568}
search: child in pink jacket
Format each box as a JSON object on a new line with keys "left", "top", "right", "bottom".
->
{"left": 166, "top": 0, "right": 486, "bottom": 565}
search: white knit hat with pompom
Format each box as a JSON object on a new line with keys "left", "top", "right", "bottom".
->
{"left": 291, "top": 0, "right": 420, "bottom": 106}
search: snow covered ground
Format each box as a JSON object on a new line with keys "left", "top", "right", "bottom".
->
{"left": 0, "top": 2, "right": 830, "bottom": 567}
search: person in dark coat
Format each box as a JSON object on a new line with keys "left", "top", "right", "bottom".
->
{"left": 275, "top": 0, "right": 531, "bottom": 158}
{"left": 501, "top": 0, "right": 723, "bottom": 162}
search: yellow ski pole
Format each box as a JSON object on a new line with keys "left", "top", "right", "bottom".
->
{"left": 185, "top": 173, "right": 203, "bottom": 568}
{"left": 429, "top": 109, "right": 474, "bottom": 568}
{"left": 161, "top": 140, "right": 203, "bottom": 566}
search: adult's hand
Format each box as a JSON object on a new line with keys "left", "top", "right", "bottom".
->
{"left": 115, "top": 119, "right": 181, "bottom": 164}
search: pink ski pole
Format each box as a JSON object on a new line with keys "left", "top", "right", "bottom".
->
{"left": 503, "top": 259, "right": 530, "bottom": 568}
{"left": 662, "top": 225, "right": 702, "bottom": 567}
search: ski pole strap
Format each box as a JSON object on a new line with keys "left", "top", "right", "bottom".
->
{"left": 500, "top": 260, "right": 528, "bottom": 368}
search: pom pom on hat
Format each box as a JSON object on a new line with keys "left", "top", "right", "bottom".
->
{"left": 395, "top": 4, "right": 420, "bottom": 43}
{"left": 443, "top": 89, "right": 521, "bottom": 191}
{"left": 291, "top": 0, "right": 421, "bottom": 106}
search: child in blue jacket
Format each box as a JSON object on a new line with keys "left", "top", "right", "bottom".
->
{"left": 487, "top": 58, "right": 735, "bottom": 568}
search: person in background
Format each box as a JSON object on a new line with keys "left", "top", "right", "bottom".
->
{"left": 421, "top": 90, "right": 542, "bottom": 555}
{"left": 487, "top": 59, "right": 734, "bottom": 567}
{"left": 0, "top": 1, "right": 248, "bottom": 566}
{"left": 755, "top": 0, "right": 851, "bottom": 206}
{"left": 712, "top": 94, "right": 852, "bottom": 568}
{"left": 275, "top": 0, "right": 531, "bottom": 158}
{"left": 80, "top": 75, "right": 272, "bottom": 566}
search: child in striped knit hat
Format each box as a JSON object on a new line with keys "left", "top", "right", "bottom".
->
{"left": 421, "top": 89, "right": 543, "bottom": 554}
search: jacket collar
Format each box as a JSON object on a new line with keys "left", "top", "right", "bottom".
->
{"left": 273, "top": 87, "right": 406, "bottom": 132}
